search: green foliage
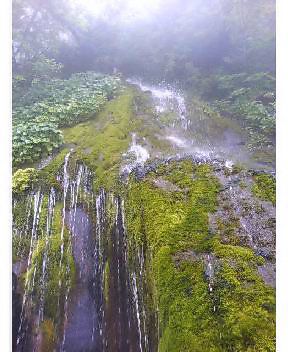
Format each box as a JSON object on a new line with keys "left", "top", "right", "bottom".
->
{"left": 13, "top": 122, "right": 63, "bottom": 166}
{"left": 31, "top": 55, "right": 63, "bottom": 81}
{"left": 12, "top": 72, "right": 121, "bottom": 166}
{"left": 13, "top": 72, "right": 120, "bottom": 110}
{"left": 189, "top": 72, "right": 275, "bottom": 154}
{"left": 252, "top": 174, "right": 276, "bottom": 205}
{"left": 12, "top": 168, "right": 39, "bottom": 194}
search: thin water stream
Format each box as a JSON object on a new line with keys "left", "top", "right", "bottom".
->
{"left": 13, "top": 154, "right": 154, "bottom": 351}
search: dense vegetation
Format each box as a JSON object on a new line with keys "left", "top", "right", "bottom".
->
{"left": 13, "top": 72, "right": 121, "bottom": 166}
{"left": 191, "top": 72, "right": 276, "bottom": 154}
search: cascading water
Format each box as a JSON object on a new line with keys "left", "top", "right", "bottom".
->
{"left": 16, "top": 190, "right": 43, "bottom": 351}
{"left": 121, "top": 132, "right": 150, "bottom": 177}
{"left": 13, "top": 152, "right": 156, "bottom": 352}
{"left": 127, "top": 78, "right": 190, "bottom": 131}
{"left": 127, "top": 78, "right": 252, "bottom": 166}
{"left": 37, "top": 188, "right": 56, "bottom": 329}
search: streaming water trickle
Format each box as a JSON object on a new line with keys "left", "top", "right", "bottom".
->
{"left": 16, "top": 190, "right": 43, "bottom": 350}
{"left": 121, "top": 132, "right": 150, "bottom": 176}
{"left": 14, "top": 147, "right": 156, "bottom": 351}
{"left": 14, "top": 194, "right": 33, "bottom": 258}
{"left": 58, "top": 151, "right": 72, "bottom": 272}
{"left": 36, "top": 188, "right": 56, "bottom": 340}
{"left": 127, "top": 78, "right": 190, "bottom": 131}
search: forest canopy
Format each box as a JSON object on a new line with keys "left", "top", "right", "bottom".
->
{"left": 13, "top": 0, "right": 275, "bottom": 82}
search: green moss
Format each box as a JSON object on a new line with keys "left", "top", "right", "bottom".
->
{"left": 125, "top": 160, "right": 275, "bottom": 351}
{"left": 26, "top": 202, "right": 75, "bottom": 322}
{"left": 62, "top": 88, "right": 140, "bottom": 192}
{"left": 126, "top": 161, "right": 220, "bottom": 349}
{"left": 104, "top": 261, "right": 110, "bottom": 303}
{"left": 213, "top": 254, "right": 275, "bottom": 351}
{"left": 158, "top": 112, "right": 178, "bottom": 125}
{"left": 216, "top": 216, "right": 241, "bottom": 246}
{"left": 38, "top": 148, "right": 70, "bottom": 192}
{"left": 39, "top": 319, "right": 57, "bottom": 352}
{"left": 252, "top": 174, "right": 275, "bottom": 205}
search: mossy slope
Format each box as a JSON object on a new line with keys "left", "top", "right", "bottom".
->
{"left": 125, "top": 160, "right": 275, "bottom": 351}
{"left": 62, "top": 88, "right": 141, "bottom": 191}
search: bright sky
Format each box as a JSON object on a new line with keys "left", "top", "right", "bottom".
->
{"left": 71, "top": 0, "right": 163, "bottom": 22}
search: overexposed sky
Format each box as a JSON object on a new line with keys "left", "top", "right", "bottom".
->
{"left": 70, "top": 0, "right": 163, "bottom": 22}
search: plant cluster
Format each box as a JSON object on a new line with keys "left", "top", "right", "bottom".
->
{"left": 12, "top": 167, "right": 39, "bottom": 194}
{"left": 210, "top": 73, "right": 275, "bottom": 151}
{"left": 13, "top": 72, "right": 121, "bottom": 166}
{"left": 13, "top": 122, "right": 64, "bottom": 166}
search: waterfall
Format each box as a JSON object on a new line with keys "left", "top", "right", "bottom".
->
{"left": 13, "top": 154, "right": 156, "bottom": 352}
{"left": 37, "top": 188, "right": 56, "bottom": 324}
{"left": 16, "top": 190, "right": 43, "bottom": 350}
{"left": 58, "top": 151, "right": 71, "bottom": 276}
{"left": 121, "top": 132, "right": 150, "bottom": 177}
{"left": 127, "top": 78, "right": 190, "bottom": 131}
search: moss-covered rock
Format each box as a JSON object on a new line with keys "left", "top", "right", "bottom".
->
{"left": 62, "top": 88, "right": 140, "bottom": 192}
{"left": 125, "top": 160, "right": 275, "bottom": 351}
{"left": 252, "top": 174, "right": 276, "bottom": 205}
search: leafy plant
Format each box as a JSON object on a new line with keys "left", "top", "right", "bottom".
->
{"left": 13, "top": 122, "right": 63, "bottom": 166}
{"left": 12, "top": 168, "right": 39, "bottom": 194}
{"left": 12, "top": 72, "right": 122, "bottom": 166}
{"left": 206, "top": 73, "right": 276, "bottom": 152}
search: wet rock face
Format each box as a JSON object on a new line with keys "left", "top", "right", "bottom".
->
{"left": 209, "top": 165, "right": 276, "bottom": 281}
{"left": 62, "top": 206, "right": 102, "bottom": 352}
{"left": 13, "top": 156, "right": 156, "bottom": 352}
{"left": 258, "top": 263, "right": 276, "bottom": 288}
{"left": 12, "top": 273, "right": 22, "bottom": 351}
{"left": 13, "top": 80, "right": 276, "bottom": 351}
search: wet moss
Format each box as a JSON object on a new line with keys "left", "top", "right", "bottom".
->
{"left": 26, "top": 202, "right": 75, "bottom": 322}
{"left": 38, "top": 148, "right": 70, "bottom": 192}
{"left": 62, "top": 88, "right": 140, "bottom": 192}
{"left": 13, "top": 199, "right": 29, "bottom": 230}
{"left": 125, "top": 160, "right": 275, "bottom": 351}
{"left": 39, "top": 319, "right": 57, "bottom": 352}
{"left": 158, "top": 111, "right": 178, "bottom": 125}
{"left": 252, "top": 174, "right": 275, "bottom": 205}
{"left": 216, "top": 216, "right": 241, "bottom": 246}
{"left": 212, "top": 251, "right": 275, "bottom": 351}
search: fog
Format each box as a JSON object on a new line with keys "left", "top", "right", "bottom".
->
{"left": 13, "top": 0, "right": 275, "bottom": 81}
